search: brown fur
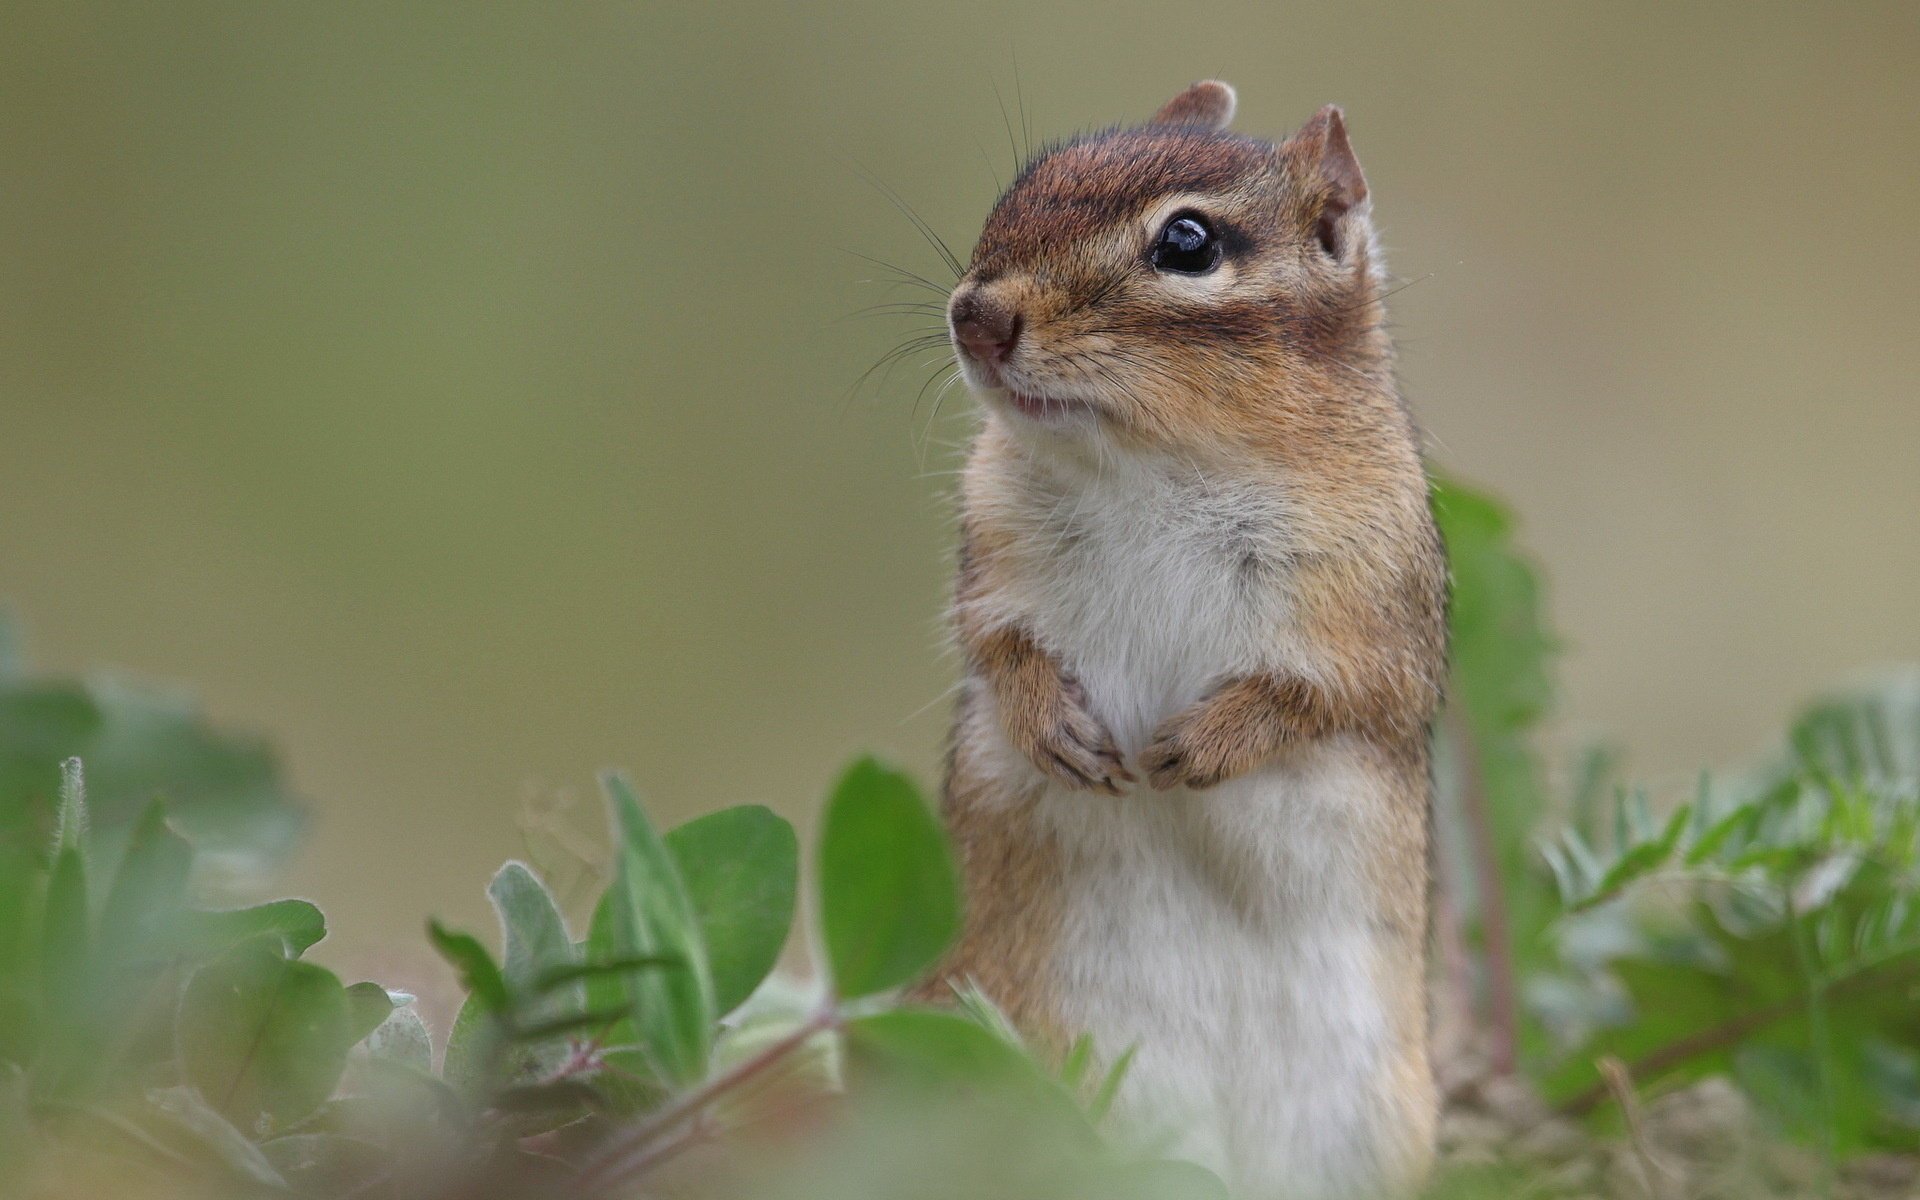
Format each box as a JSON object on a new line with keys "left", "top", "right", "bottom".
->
{"left": 928, "top": 88, "right": 1449, "bottom": 1195}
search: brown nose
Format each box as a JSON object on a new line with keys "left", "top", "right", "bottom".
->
{"left": 950, "top": 291, "right": 1022, "bottom": 364}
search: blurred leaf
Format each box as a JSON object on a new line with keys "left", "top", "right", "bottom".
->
{"left": 489, "top": 862, "right": 576, "bottom": 997}
{"left": 596, "top": 772, "right": 713, "bottom": 1086}
{"left": 258, "top": 1131, "right": 388, "bottom": 1196}
{"left": 1432, "top": 479, "right": 1562, "bottom": 1063}
{"left": 507, "top": 1005, "right": 634, "bottom": 1044}
{"left": 183, "top": 898, "right": 326, "bottom": 959}
{"left": 441, "top": 992, "right": 502, "bottom": 1098}
{"left": 532, "top": 955, "right": 679, "bottom": 992}
{"left": 1087, "top": 1043, "right": 1137, "bottom": 1125}
{"left": 427, "top": 920, "right": 510, "bottom": 1013}
{"left": 817, "top": 757, "right": 959, "bottom": 999}
{"left": 490, "top": 1079, "right": 602, "bottom": 1115}
{"left": 363, "top": 1005, "right": 432, "bottom": 1074}
{"left": 949, "top": 978, "right": 1024, "bottom": 1049}
{"left": 843, "top": 1008, "right": 1043, "bottom": 1088}
{"left": 36, "top": 839, "right": 92, "bottom": 1094}
{"left": 1789, "top": 671, "right": 1920, "bottom": 790}
{"left": 36, "top": 759, "right": 95, "bottom": 1093}
{"left": 664, "top": 804, "right": 797, "bottom": 1016}
{"left": 177, "top": 938, "right": 353, "bottom": 1131}
{"left": 842, "top": 1009, "right": 1084, "bottom": 1131}
{"left": 97, "top": 800, "right": 193, "bottom": 963}
{"left": 1102, "top": 1158, "right": 1233, "bottom": 1200}
{"left": 0, "top": 676, "right": 302, "bottom": 877}
{"left": 0, "top": 841, "right": 36, "bottom": 1066}
{"left": 343, "top": 983, "right": 395, "bottom": 1047}
{"left": 144, "top": 1085, "right": 289, "bottom": 1189}
{"left": 1060, "top": 1034, "right": 1093, "bottom": 1091}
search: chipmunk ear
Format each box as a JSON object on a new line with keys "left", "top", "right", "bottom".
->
{"left": 1151, "top": 80, "right": 1237, "bottom": 131}
{"left": 1284, "top": 104, "right": 1370, "bottom": 259}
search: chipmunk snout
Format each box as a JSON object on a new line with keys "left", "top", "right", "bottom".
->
{"left": 949, "top": 289, "right": 1022, "bottom": 366}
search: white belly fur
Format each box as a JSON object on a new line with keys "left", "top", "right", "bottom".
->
{"left": 967, "top": 453, "right": 1411, "bottom": 1198}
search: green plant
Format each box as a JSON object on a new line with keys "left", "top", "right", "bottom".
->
{"left": 0, "top": 616, "right": 1222, "bottom": 1199}
{"left": 1539, "top": 675, "right": 1920, "bottom": 1161}
{"left": 1431, "top": 483, "right": 1920, "bottom": 1176}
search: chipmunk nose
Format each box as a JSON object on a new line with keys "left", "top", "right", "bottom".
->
{"left": 950, "top": 291, "right": 1022, "bottom": 365}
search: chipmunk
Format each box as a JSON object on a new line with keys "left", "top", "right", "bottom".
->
{"left": 926, "top": 81, "right": 1448, "bottom": 1199}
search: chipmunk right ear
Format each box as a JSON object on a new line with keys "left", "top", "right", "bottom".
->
{"left": 1284, "top": 105, "right": 1370, "bottom": 259}
{"left": 1151, "top": 80, "right": 1237, "bottom": 131}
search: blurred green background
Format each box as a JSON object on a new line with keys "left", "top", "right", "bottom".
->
{"left": 3, "top": 1, "right": 1916, "bottom": 977}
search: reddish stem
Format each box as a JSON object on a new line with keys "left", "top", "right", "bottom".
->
{"left": 575, "top": 1003, "right": 840, "bottom": 1194}
{"left": 1447, "top": 704, "right": 1520, "bottom": 1075}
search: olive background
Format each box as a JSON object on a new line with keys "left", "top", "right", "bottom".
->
{"left": 4, "top": 1, "right": 1917, "bottom": 970}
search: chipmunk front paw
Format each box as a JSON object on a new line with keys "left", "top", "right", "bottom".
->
{"left": 1005, "top": 674, "right": 1134, "bottom": 795}
{"left": 1143, "top": 681, "right": 1279, "bottom": 791}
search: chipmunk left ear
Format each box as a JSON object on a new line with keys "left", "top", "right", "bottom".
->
{"left": 1285, "top": 105, "right": 1370, "bottom": 258}
{"left": 1151, "top": 80, "right": 1236, "bottom": 131}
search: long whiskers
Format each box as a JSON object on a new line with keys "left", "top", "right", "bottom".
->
{"left": 845, "top": 160, "right": 964, "bottom": 280}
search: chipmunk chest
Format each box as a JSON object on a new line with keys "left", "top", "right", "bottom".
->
{"left": 1015, "top": 470, "right": 1299, "bottom": 747}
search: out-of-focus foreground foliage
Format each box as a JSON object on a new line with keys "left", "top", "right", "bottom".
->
{"left": 0, "top": 477, "right": 1914, "bottom": 1199}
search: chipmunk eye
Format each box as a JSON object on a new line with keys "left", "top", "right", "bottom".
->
{"left": 1151, "top": 213, "right": 1220, "bottom": 275}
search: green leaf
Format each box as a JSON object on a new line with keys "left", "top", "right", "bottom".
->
{"left": 1576, "top": 803, "right": 1693, "bottom": 911}
{"left": 842, "top": 1008, "right": 1041, "bottom": 1086}
{"left": 1088, "top": 1043, "right": 1138, "bottom": 1125}
{"left": 0, "top": 677, "right": 302, "bottom": 877}
{"left": 841, "top": 1009, "right": 1082, "bottom": 1128}
{"left": 98, "top": 800, "right": 193, "bottom": 963}
{"left": 182, "top": 899, "right": 326, "bottom": 959}
{"left": 489, "top": 862, "right": 576, "bottom": 995}
{"left": 38, "top": 758, "right": 94, "bottom": 1078}
{"left": 36, "top": 839, "right": 92, "bottom": 1094}
{"left": 664, "top": 804, "right": 798, "bottom": 1015}
{"left": 144, "top": 1085, "right": 289, "bottom": 1189}
{"left": 363, "top": 1005, "right": 432, "bottom": 1073}
{"left": 441, "top": 992, "right": 503, "bottom": 1097}
{"left": 1060, "top": 1033, "right": 1094, "bottom": 1091}
{"left": 532, "top": 955, "right": 680, "bottom": 992}
{"left": 1104, "top": 1159, "right": 1234, "bottom": 1200}
{"left": 258, "top": 1132, "right": 388, "bottom": 1196}
{"left": 343, "top": 983, "right": 395, "bottom": 1047}
{"left": 41, "top": 844, "right": 90, "bottom": 1009}
{"left": 0, "top": 842, "right": 36, "bottom": 1066}
{"left": 816, "top": 757, "right": 959, "bottom": 999}
{"left": 1789, "top": 671, "right": 1920, "bottom": 789}
{"left": 508, "top": 1005, "right": 636, "bottom": 1044}
{"left": 476, "top": 862, "right": 583, "bottom": 1078}
{"left": 596, "top": 772, "right": 713, "bottom": 1086}
{"left": 427, "top": 920, "right": 511, "bottom": 1013}
{"left": 177, "top": 939, "right": 354, "bottom": 1131}
{"left": 948, "top": 978, "right": 1024, "bottom": 1049}
{"left": 1432, "top": 479, "right": 1561, "bottom": 1061}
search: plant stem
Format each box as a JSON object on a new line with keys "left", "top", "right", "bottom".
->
{"left": 1446, "top": 705, "right": 1519, "bottom": 1075}
{"left": 575, "top": 1002, "right": 840, "bottom": 1194}
{"left": 1558, "top": 956, "right": 1920, "bottom": 1116}
{"left": 1429, "top": 833, "right": 1478, "bottom": 1063}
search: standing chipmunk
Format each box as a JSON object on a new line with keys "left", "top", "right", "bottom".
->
{"left": 928, "top": 81, "right": 1448, "bottom": 1199}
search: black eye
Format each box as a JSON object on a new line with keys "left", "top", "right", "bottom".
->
{"left": 1151, "top": 213, "right": 1221, "bottom": 275}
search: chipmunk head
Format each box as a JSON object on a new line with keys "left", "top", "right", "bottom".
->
{"left": 948, "top": 82, "right": 1388, "bottom": 450}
